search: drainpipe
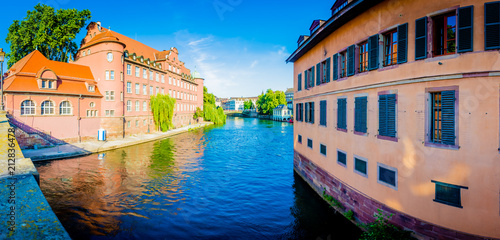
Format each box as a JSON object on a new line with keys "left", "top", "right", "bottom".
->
{"left": 78, "top": 94, "right": 82, "bottom": 142}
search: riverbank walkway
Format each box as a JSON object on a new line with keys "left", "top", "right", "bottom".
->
{"left": 24, "top": 122, "right": 213, "bottom": 161}
{"left": 0, "top": 111, "right": 71, "bottom": 239}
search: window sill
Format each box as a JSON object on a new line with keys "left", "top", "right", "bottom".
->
{"left": 425, "top": 53, "right": 458, "bottom": 62}
{"left": 378, "top": 64, "right": 399, "bottom": 72}
{"left": 319, "top": 124, "right": 327, "bottom": 127}
{"left": 354, "top": 131, "right": 368, "bottom": 136}
{"left": 377, "top": 180, "right": 398, "bottom": 191}
{"left": 336, "top": 128, "right": 347, "bottom": 133}
{"left": 337, "top": 162, "right": 347, "bottom": 168}
{"left": 337, "top": 77, "right": 348, "bottom": 82}
{"left": 433, "top": 199, "right": 462, "bottom": 208}
{"left": 354, "top": 170, "right": 368, "bottom": 178}
{"left": 377, "top": 135, "right": 398, "bottom": 142}
{"left": 424, "top": 142, "right": 459, "bottom": 150}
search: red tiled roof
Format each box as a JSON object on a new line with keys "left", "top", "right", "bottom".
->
{"left": 4, "top": 50, "right": 102, "bottom": 97}
{"left": 97, "top": 27, "right": 160, "bottom": 60}
{"left": 81, "top": 30, "right": 124, "bottom": 49}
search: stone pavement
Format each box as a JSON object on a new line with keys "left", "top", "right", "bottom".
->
{"left": 0, "top": 111, "right": 70, "bottom": 239}
{"left": 23, "top": 122, "right": 213, "bottom": 162}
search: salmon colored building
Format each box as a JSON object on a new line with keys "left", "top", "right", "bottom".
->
{"left": 74, "top": 21, "right": 204, "bottom": 139}
{"left": 3, "top": 50, "right": 103, "bottom": 145}
{"left": 287, "top": 0, "right": 500, "bottom": 239}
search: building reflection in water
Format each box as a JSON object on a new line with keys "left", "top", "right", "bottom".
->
{"left": 35, "top": 130, "right": 206, "bottom": 239}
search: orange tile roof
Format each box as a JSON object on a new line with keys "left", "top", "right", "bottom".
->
{"left": 4, "top": 50, "right": 102, "bottom": 97}
{"left": 81, "top": 30, "right": 124, "bottom": 49}
{"left": 98, "top": 28, "right": 160, "bottom": 60}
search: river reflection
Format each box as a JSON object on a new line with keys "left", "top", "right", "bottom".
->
{"left": 35, "top": 117, "right": 360, "bottom": 239}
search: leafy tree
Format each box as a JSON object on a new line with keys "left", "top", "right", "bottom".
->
{"left": 244, "top": 100, "right": 254, "bottom": 109}
{"left": 256, "top": 89, "right": 287, "bottom": 115}
{"left": 193, "top": 107, "right": 203, "bottom": 119}
{"left": 203, "top": 87, "right": 226, "bottom": 125}
{"left": 5, "top": 4, "right": 91, "bottom": 67}
{"left": 150, "top": 94, "right": 176, "bottom": 131}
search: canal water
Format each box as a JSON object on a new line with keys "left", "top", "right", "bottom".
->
{"left": 35, "top": 117, "right": 361, "bottom": 240}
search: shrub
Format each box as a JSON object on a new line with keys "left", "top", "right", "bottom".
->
{"left": 359, "top": 209, "right": 415, "bottom": 240}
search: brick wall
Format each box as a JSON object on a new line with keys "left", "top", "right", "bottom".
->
{"left": 293, "top": 151, "right": 492, "bottom": 240}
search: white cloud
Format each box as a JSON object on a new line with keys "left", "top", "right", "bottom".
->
{"left": 170, "top": 30, "right": 293, "bottom": 98}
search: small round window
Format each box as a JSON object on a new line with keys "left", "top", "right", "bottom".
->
{"left": 90, "top": 102, "right": 95, "bottom": 108}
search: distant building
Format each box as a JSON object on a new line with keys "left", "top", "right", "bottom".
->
{"left": 285, "top": 88, "right": 294, "bottom": 113}
{"left": 223, "top": 97, "right": 257, "bottom": 111}
{"left": 272, "top": 105, "right": 292, "bottom": 121}
{"left": 3, "top": 50, "right": 103, "bottom": 144}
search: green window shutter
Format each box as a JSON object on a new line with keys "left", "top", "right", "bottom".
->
{"left": 316, "top": 63, "right": 321, "bottom": 85}
{"left": 441, "top": 91, "right": 456, "bottom": 145}
{"left": 311, "top": 102, "right": 315, "bottom": 124}
{"left": 305, "top": 102, "right": 309, "bottom": 122}
{"left": 458, "top": 6, "right": 474, "bottom": 53}
{"left": 485, "top": 2, "right": 500, "bottom": 50}
{"left": 311, "top": 66, "right": 315, "bottom": 87}
{"left": 298, "top": 73, "right": 302, "bottom": 91}
{"left": 320, "top": 100, "right": 327, "bottom": 126}
{"left": 386, "top": 94, "right": 397, "bottom": 138}
{"left": 304, "top": 70, "right": 308, "bottom": 89}
{"left": 354, "top": 97, "right": 368, "bottom": 133}
{"left": 378, "top": 95, "right": 388, "bottom": 137}
{"left": 337, "top": 99, "right": 347, "bottom": 129}
{"left": 368, "top": 34, "right": 379, "bottom": 70}
{"left": 296, "top": 104, "right": 299, "bottom": 121}
{"left": 332, "top": 54, "right": 339, "bottom": 80}
{"left": 415, "top": 17, "right": 428, "bottom": 60}
{"left": 397, "top": 23, "right": 408, "bottom": 64}
{"left": 347, "top": 45, "right": 355, "bottom": 76}
{"left": 379, "top": 94, "right": 396, "bottom": 138}
{"left": 326, "top": 57, "right": 331, "bottom": 82}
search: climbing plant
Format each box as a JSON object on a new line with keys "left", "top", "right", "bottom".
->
{"left": 150, "top": 94, "right": 176, "bottom": 132}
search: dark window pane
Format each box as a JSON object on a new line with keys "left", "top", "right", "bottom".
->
{"left": 337, "top": 151, "right": 347, "bottom": 165}
{"left": 435, "top": 183, "right": 461, "bottom": 207}
{"left": 307, "top": 139, "right": 313, "bottom": 148}
{"left": 355, "top": 158, "right": 367, "bottom": 174}
{"left": 379, "top": 166, "right": 396, "bottom": 186}
{"left": 320, "top": 144, "right": 327, "bottom": 155}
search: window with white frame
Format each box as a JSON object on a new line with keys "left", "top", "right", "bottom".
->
{"left": 156, "top": 72, "right": 159, "bottom": 82}
{"left": 135, "top": 67, "right": 140, "bottom": 77}
{"left": 161, "top": 75, "right": 165, "bottom": 83}
{"left": 143, "top": 101, "right": 147, "bottom": 111}
{"left": 41, "top": 100, "right": 55, "bottom": 115}
{"left": 135, "top": 83, "right": 140, "bottom": 94}
{"left": 150, "top": 70, "right": 153, "bottom": 80}
{"left": 135, "top": 101, "right": 140, "bottom": 111}
{"left": 127, "top": 100, "right": 132, "bottom": 111}
{"left": 110, "top": 70, "right": 115, "bottom": 80}
{"left": 59, "top": 101, "right": 72, "bottom": 115}
{"left": 127, "top": 82, "right": 132, "bottom": 93}
{"left": 127, "top": 64, "right": 131, "bottom": 75}
{"left": 21, "top": 100, "right": 36, "bottom": 115}
{"left": 150, "top": 86, "right": 153, "bottom": 95}
{"left": 169, "top": 76, "right": 172, "bottom": 84}
{"left": 143, "top": 69, "right": 147, "bottom": 79}
{"left": 107, "top": 52, "right": 113, "bottom": 62}
{"left": 143, "top": 85, "right": 147, "bottom": 95}
{"left": 105, "top": 70, "right": 110, "bottom": 80}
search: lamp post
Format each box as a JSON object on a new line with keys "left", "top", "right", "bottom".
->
{"left": 0, "top": 48, "right": 5, "bottom": 111}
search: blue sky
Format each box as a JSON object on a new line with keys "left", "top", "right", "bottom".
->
{"left": 0, "top": 0, "right": 333, "bottom": 98}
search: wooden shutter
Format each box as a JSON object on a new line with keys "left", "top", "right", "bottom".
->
{"left": 332, "top": 53, "right": 339, "bottom": 80}
{"left": 316, "top": 63, "right": 321, "bottom": 85}
{"left": 311, "top": 102, "right": 315, "bottom": 124}
{"left": 304, "top": 70, "right": 308, "bottom": 89}
{"left": 441, "top": 91, "right": 456, "bottom": 145}
{"left": 311, "top": 66, "right": 315, "bottom": 87}
{"left": 355, "top": 97, "right": 368, "bottom": 133}
{"left": 347, "top": 45, "right": 355, "bottom": 76}
{"left": 485, "top": 2, "right": 500, "bottom": 50}
{"left": 326, "top": 58, "right": 331, "bottom": 82}
{"left": 320, "top": 100, "right": 327, "bottom": 126}
{"left": 457, "top": 6, "right": 474, "bottom": 53}
{"left": 368, "top": 34, "right": 379, "bottom": 70}
{"left": 397, "top": 23, "right": 408, "bottom": 64}
{"left": 296, "top": 104, "right": 299, "bottom": 121}
{"left": 305, "top": 102, "right": 309, "bottom": 122}
{"left": 298, "top": 73, "right": 302, "bottom": 91}
{"left": 337, "top": 99, "right": 347, "bottom": 129}
{"left": 415, "top": 17, "right": 428, "bottom": 60}
{"left": 379, "top": 94, "right": 397, "bottom": 138}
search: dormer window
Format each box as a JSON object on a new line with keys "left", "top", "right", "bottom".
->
{"left": 41, "top": 80, "right": 56, "bottom": 89}
{"left": 107, "top": 52, "right": 113, "bottom": 62}
{"left": 82, "top": 51, "right": 86, "bottom": 57}
{"left": 88, "top": 85, "right": 95, "bottom": 92}
{"left": 88, "top": 49, "right": 91, "bottom": 55}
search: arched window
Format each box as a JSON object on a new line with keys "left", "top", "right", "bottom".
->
{"left": 41, "top": 100, "right": 54, "bottom": 115}
{"left": 59, "top": 101, "right": 72, "bottom": 115}
{"left": 21, "top": 100, "right": 36, "bottom": 115}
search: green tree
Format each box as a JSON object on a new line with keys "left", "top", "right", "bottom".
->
{"left": 244, "top": 100, "right": 254, "bottom": 109}
{"left": 203, "top": 87, "right": 226, "bottom": 125}
{"left": 5, "top": 4, "right": 91, "bottom": 67}
{"left": 256, "top": 89, "right": 287, "bottom": 115}
{"left": 150, "top": 94, "right": 176, "bottom": 132}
